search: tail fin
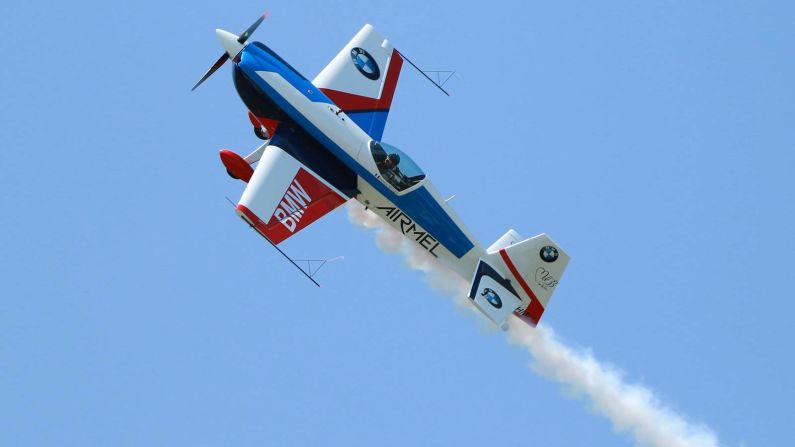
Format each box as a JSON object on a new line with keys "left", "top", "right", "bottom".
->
{"left": 312, "top": 24, "right": 403, "bottom": 140}
{"left": 468, "top": 231, "right": 569, "bottom": 326}
{"left": 490, "top": 231, "right": 570, "bottom": 325}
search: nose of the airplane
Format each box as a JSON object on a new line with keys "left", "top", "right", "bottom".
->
{"left": 216, "top": 29, "right": 244, "bottom": 59}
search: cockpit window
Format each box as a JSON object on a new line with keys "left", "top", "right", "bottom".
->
{"left": 369, "top": 141, "right": 426, "bottom": 192}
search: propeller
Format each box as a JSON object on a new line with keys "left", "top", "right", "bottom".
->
{"left": 191, "top": 11, "right": 269, "bottom": 91}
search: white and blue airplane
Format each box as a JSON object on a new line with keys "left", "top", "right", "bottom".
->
{"left": 193, "top": 13, "right": 570, "bottom": 327}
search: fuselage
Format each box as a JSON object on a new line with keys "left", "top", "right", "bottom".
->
{"left": 231, "top": 41, "right": 484, "bottom": 280}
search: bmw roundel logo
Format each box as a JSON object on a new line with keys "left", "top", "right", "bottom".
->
{"left": 540, "top": 245, "right": 559, "bottom": 263}
{"left": 481, "top": 288, "right": 502, "bottom": 309}
{"left": 350, "top": 47, "right": 380, "bottom": 81}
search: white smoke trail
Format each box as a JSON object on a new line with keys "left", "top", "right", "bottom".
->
{"left": 346, "top": 201, "right": 722, "bottom": 447}
{"left": 346, "top": 201, "right": 473, "bottom": 309}
{"left": 506, "top": 322, "right": 720, "bottom": 447}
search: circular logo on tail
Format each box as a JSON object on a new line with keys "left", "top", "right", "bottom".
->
{"left": 481, "top": 288, "right": 503, "bottom": 309}
{"left": 350, "top": 47, "right": 380, "bottom": 80}
{"left": 540, "top": 245, "right": 559, "bottom": 263}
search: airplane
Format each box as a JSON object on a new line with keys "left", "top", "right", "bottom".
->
{"left": 193, "top": 13, "right": 570, "bottom": 327}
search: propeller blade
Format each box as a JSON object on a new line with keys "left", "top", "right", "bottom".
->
{"left": 192, "top": 11, "right": 268, "bottom": 91}
{"left": 237, "top": 10, "right": 268, "bottom": 44}
{"left": 191, "top": 53, "right": 228, "bottom": 91}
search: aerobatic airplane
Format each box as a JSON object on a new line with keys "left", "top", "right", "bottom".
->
{"left": 193, "top": 13, "right": 570, "bottom": 327}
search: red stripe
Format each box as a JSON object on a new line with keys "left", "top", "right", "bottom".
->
{"left": 320, "top": 49, "right": 404, "bottom": 112}
{"left": 375, "top": 49, "right": 403, "bottom": 109}
{"left": 236, "top": 169, "right": 346, "bottom": 245}
{"left": 263, "top": 168, "right": 346, "bottom": 244}
{"left": 499, "top": 249, "right": 545, "bottom": 326}
{"left": 319, "top": 89, "right": 381, "bottom": 110}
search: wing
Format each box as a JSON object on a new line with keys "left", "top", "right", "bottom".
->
{"left": 236, "top": 146, "right": 347, "bottom": 244}
{"left": 312, "top": 24, "right": 404, "bottom": 141}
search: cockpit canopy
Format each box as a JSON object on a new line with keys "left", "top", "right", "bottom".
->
{"left": 369, "top": 141, "right": 426, "bottom": 192}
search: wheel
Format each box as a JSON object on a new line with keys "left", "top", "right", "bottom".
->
{"left": 254, "top": 126, "right": 269, "bottom": 140}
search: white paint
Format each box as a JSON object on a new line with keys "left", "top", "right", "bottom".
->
{"left": 237, "top": 146, "right": 344, "bottom": 229}
{"left": 313, "top": 24, "right": 394, "bottom": 99}
{"left": 506, "top": 322, "right": 722, "bottom": 447}
{"left": 469, "top": 267, "right": 523, "bottom": 324}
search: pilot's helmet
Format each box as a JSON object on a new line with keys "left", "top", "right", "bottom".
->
{"left": 386, "top": 153, "right": 400, "bottom": 167}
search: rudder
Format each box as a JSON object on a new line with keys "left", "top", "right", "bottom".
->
{"left": 487, "top": 231, "right": 570, "bottom": 326}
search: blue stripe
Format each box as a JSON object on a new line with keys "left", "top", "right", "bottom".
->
{"left": 245, "top": 43, "right": 333, "bottom": 105}
{"left": 238, "top": 48, "right": 475, "bottom": 258}
{"left": 346, "top": 110, "right": 389, "bottom": 141}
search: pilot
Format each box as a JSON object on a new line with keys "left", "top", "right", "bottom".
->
{"left": 371, "top": 141, "right": 422, "bottom": 191}
{"left": 379, "top": 153, "right": 413, "bottom": 190}
{"left": 382, "top": 153, "right": 400, "bottom": 170}
{"left": 371, "top": 141, "right": 389, "bottom": 166}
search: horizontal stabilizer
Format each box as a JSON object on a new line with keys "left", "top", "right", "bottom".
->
{"left": 468, "top": 260, "right": 523, "bottom": 325}
{"left": 313, "top": 24, "right": 404, "bottom": 140}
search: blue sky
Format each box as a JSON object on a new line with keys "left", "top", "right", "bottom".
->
{"left": 1, "top": 1, "right": 793, "bottom": 446}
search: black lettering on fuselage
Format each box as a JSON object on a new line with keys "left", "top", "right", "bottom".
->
{"left": 376, "top": 204, "right": 441, "bottom": 258}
